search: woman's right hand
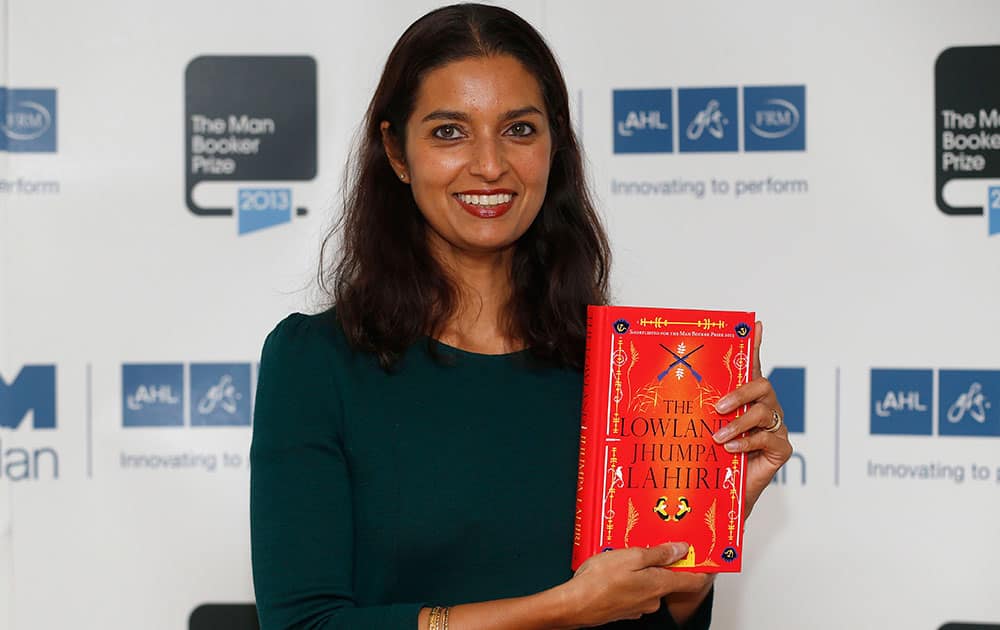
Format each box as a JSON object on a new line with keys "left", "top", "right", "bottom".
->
{"left": 558, "top": 542, "right": 711, "bottom": 627}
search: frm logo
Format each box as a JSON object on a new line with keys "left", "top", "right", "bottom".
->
{"left": 123, "top": 363, "right": 253, "bottom": 427}
{"left": 0, "top": 88, "right": 57, "bottom": 153}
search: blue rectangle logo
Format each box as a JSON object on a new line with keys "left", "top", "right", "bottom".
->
{"left": 0, "top": 88, "right": 57, "bottom": 153}
{"left": 123, "top": 364, "right": 184, "bottom": 427}
{"left": 989, "top": 187, "right": 1000, "bottom": 236}
{"left": 744, "top": 85, "right": 805, "bottom": 152}
{"left": 190, "top": 363, "right": 252, "bottom": 426}
{"left": 238, "top": 188, "right": 292, "bottom": 235}
{"left": 768, "top": 367, "right": 805, "bottom": 433}
{"left": 678, "top": 87, "right": 738, "bottom": 153}
{"left": 613, "top": 89, "right": 673, "bottom": 154}
{"left": 870, "top": 369, "right": 933, "bottom": 435}
{"left": 0, "top": 365, "right": 57, "bottom": 430}
{"left": 939, "top": 370, "right": 1000, "bottom": 437}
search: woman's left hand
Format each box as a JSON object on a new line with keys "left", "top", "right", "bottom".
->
{"left": 710, "top": 321, "right": 793, "bottom": 515}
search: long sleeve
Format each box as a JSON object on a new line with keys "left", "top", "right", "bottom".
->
{"left": 249, "top": 314, "right": 424, "bottom": 629}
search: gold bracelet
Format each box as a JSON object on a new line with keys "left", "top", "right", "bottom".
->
{"left": 441, "top": 606, "right": 450, "bottom": 630}
{"left": 428, "top": 606, "right": 443, "bottom": 630}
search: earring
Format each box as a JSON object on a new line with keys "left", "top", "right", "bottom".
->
{"left": 399, "top": 172, "right": 407, "bottom": 181}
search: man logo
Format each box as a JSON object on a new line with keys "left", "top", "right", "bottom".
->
{"left": 0, "top": 365, "right": 57, "bottom": 430}
{"left": 744, "top": 86, "right": 806, "bottom": 151}
{"left": 939, "top": 370, "right": 1000, "bottom": 437}
{"left": 870, "top": 369, "right": 933, "bottom": 435}
{"left": 0, "top": 88, "right": 57, "bottom": 153}
{"left": 678, "top": 87, "right": 738, "bottom": 153}
{"left": 613, "top": 89, "right": 673, "bottom": 154}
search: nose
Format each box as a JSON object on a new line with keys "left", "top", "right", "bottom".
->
{"left": 469, "top": 136, "right": 508, "bottom": 181}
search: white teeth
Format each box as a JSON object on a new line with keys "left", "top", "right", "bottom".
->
{"left": 458, "top": 193, "right": 513, "bottom": 206}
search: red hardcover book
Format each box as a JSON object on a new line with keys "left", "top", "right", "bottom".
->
{"left": 572, "top": 305, "right": 755, "bottom": 573}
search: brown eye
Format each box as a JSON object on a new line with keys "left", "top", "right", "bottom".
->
{"left": 433, "top": 125, "right": 462, "bottom": 139}
{"left": 506, "top": 122, "right": 535, "bottom": 137}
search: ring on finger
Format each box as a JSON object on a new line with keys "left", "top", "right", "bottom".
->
{"left": 764, "top": 409, "right": 783, "bottom": 433}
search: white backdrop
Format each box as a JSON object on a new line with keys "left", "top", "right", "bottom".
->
{"left": 1, "top": 1, "right": 999, "bottom": 629}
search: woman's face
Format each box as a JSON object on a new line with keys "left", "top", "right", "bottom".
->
{"left": 388, "top": 54, "right": 552, "bottom": 258}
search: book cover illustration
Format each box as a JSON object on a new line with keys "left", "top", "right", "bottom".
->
{"left": 572, "top": 306, "right": 755, "bottom": 573}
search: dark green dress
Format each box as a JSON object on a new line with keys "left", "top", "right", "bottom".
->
{"left": 250, "top": 310, "right": 712, "bottom": 629}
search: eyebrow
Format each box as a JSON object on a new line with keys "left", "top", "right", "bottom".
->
{"left": 420, "top": 106, "right": 544, "bottom": 124}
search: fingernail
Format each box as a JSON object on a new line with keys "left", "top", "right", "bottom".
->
{"left": 673, "top": 542, "right": 690, "bottom": 556}
{"left": 723, "top": 440, "right": 740, "bottom": 452}
{"left": 713, "top": 426, "right": 734, "bottom": 443}
{"left": 715, "top": 396, "right": 734, "bottom": 414}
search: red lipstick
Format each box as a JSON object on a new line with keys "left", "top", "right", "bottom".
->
{"left": 453, "top": 189, "right": 516, "bottom": 219}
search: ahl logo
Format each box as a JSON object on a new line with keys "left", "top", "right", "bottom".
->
{"left": 678, "top": 87, "right": 738, "bottom": 153}
{"left": 613, "top": 89, "right": 672, "bottom": 154}
{"left": 123, "top": 363, "right": 252, "bottom": 427}
{"left": 0, "top": 88, "right": 57, "bottom": 153}
{"left": 185, "top": 56, "right": 317, "bottom": 235}
{"left": 870, "top": 369, "right": 933, "bottom": 435}
{"left": 744, "top": 86, "right": 806, "bottom": 151}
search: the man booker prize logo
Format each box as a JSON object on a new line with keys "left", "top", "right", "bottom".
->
{"left": 185, "top": 56, "right": 316, "bottom": 235}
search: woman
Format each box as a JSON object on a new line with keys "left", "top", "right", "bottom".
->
{"left": 250, "top": 4, "right": 792, "bottom": 629}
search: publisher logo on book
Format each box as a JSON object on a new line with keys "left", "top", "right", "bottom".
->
{"left": 185, "top": 55, "right": 317, "bottom": 235}
{"left": 934, "top": 45, "right": 1000, "bottom": 236}
{"left": 123, "top": 363, "right": 253, "bottom": 428}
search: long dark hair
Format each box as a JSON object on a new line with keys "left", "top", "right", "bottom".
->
{"left": 319, "top": 3, "right": 610, "bottom": 370}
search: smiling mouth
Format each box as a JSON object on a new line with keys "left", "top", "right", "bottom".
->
{"left": 453, "top": 191, "right": 516, "bottom": 218}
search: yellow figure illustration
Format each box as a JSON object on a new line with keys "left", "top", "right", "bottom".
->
{"left": 675, "top": 497, "right": 691, "bottom": 521}
{"left": 653, "top": 497, "right": 671, "bottom": 521}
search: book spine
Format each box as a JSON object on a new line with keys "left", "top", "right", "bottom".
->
{"left": 571, "top": 305, "right": 608, "bottom": 570}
